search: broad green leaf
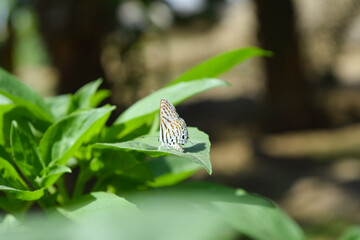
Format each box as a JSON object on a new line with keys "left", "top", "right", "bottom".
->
{"left": 71, "top": 79, "right": 102, "bottom": 112}
{"left": 148, "top": 155, "right": 202, "bottom": 187}
{"left": 0, "top": 68, "right": 54, "bottom": 122}
{"left": 56, "top": 192, "right": 138, "bottom": 222}
{"left": 94, "top": 127, "right": 212, "bottom": 175}
{"left": 0, "top": 197, "right": 232, "bottom": 240}
{"left": 168, "top": 47, "right": 272, "bottom": 86}
{"left": 114, "top": 78, "right": 228, "bottom": 125}
{"left": 338, "top": 226, "right": 360, "bottom": 240}
{"left": 10, "top": 121, "right": 44, "bottom": 187}
{"left": 127, "top": 182, "right": 305, "bottom": 240}
{"left": 39, "top": 106, "right": 115, "bottom": 167}
{"left": 45, "top": 94, "right": 72, "bottom": 120}
{"left": 0, "top": 157, "right": 44, "bottom": 201}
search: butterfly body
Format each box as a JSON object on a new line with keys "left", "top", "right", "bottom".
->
{"left": 158, "top": 98, "right": 188, "bottom": 152}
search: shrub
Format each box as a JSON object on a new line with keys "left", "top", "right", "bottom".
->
{"left": 0, "top": 48, "right": 308, "bottom": 240}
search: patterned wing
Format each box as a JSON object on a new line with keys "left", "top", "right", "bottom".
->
{"left": 159, "top": 99, "right": 188, "bottom": 152}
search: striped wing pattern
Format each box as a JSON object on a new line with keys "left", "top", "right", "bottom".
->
{"left": 158, "top": 98, "right": 189, "bottom": 152}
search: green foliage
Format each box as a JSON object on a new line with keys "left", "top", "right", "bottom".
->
{"left": 0, "top": 47, "right": 308, "bottom": 240}
{"left": 338, "top": 227, "right": 360, "bottom": 240}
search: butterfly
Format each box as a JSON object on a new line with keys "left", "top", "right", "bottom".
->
{"left": 158, "top": 98, "right": 189, "bottom": 152}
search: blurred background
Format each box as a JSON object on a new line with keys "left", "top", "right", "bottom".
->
{"left": 1, "top": 0, "right": 360, "bottom": 239}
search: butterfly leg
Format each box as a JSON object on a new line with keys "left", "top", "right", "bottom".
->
{"left": 158, "top": 143, "right": 171, "bottom": 151}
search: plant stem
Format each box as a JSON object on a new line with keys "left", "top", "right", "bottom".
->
{"left": 57, "top": 176, "right": 69, "bottom": 204}
{"left": 72, "top": 165, "right": 92, "bottom": 199}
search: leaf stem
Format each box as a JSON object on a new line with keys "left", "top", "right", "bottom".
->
{"left": 56, "top": 176, "right": 69, "bottom": 204}
{"left": 72, "top": 164, "right": 92, "bottom": 199}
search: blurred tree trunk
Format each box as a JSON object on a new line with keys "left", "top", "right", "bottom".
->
{"left": 0, "top": 21, "right": 14, "bottom": 72}
{"left": 254, "top": 0, "right": 319, "bottom": 132}
{"left": 35, "top": 0, "right": 115, "bottom": 94}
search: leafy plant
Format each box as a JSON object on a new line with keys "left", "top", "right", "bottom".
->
{"left": 0, "top": 47, "right": 308, "bottom": 240}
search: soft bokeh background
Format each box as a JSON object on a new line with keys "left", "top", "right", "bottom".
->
{"left": 1, "top": 0, "right": 360, "bottom": 239}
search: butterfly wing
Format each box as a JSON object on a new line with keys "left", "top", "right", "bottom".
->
{"left": 159, "top": 99, "right": 185, "bottom": 151}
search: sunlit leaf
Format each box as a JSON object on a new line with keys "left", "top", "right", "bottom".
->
{"left": 0, "top": 68, "right": 53, "bottom": 122}
{"left": 168, "top": 47, "right": 272, "bottom": 85}
{"left": 115, "top": 78, "right": 228, "bottom": 125}
{"left": 94, "top": 127, "right": 212, "bottom": 175}
{"left": 39, "top": 106, "right": 115, "bottom": 167}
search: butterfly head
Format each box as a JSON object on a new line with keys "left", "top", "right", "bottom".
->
{"left": 178, "top": 118, "right": 189, "bottom": 145}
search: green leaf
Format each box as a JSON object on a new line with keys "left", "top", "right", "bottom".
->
{"left": 0, "top": 186, "right": 44, "bottom": 201}
{"left": 168, "top": 47, "right": 272, "bottom": 86}
{"left": 45, "top": 94, "right": 72, "bottom": 120}
{"left": 338, "top": 226, "right": 360, "bottom": 240}
{"left": 0, "top": 105, "right": 49, "bottom": 146}
{"left": 0, "top": 68, "right": 54, "bottom": 122}
{"left": 0, "top": 104, "right": 16, "bottom": 145}
{"left": 114, "top": 78, "right": 228, "bottom": 125}
{"left": 10, "top": 121, "right": 44, "bottom": 187}
{"left": 127, "top": 182, "right": 305, "bottom": 240}
{"left": 71, "top": 79, "right": 102, "bottom": 111}
{"left": 90, "top": 148, "right": 152, "bottom": 192}
{"left": 39, "top": 106, "right": 115, "bottom": 168}
{"left": 0, "top": 157, "right": 44, "bottom": 201}
{"left": 91, "top": 149, "right": 151, "bottom": 179}
{"left": 90, "top": 89, "right": 111, "bottom": 108}
{"left": 0, "top": 214, "right": 25, "bottom": 233}
{"left": 148, "top": 155, "right": 202, "bottom": 187}
{"left": 0, "top": 156, "right": 27, "bottom": 190}
{"left": 40, "top": 164, "right": 72, "bottom": 189}
{"left": 56, "top": 192, "right": 138, "bottom": 222}
{"left": 94, "top": 127, "right": 212, "bottom": 175}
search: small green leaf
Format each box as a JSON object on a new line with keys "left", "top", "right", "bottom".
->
{"left": 40, "top": 164, "right": 72, "bottom": 189}
{"left": 0, "top": 68, "right": 54, "bottom": 122}
{"left": 39, "top": 106, "right": 115, "bottom": 167}
{"left": 0, "top": 186, "right": 44, "bottom": 201}
{"left": 94, "top": 127, "right": 212, "bottom": 175}
{"left": 114, "top": 78, "right": 228, "bottom": 125}
{"left": 45, "top": 94, "right": 72, "bottom": 120}
{"left": 168, "top": 47, "right": 272, "bottom": 85}
{"left": 70, "top": 79, "right": 103, "bottom": 112}
{"left": 56, "top": 192, "right": 138, "bottom": 222}
{"left": 90, "top": 89, "right": 111, "bottom": 108}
